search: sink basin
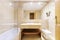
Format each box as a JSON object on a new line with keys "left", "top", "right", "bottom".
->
{"left": 20, "top": 23, "right": 41, "bottom": 29}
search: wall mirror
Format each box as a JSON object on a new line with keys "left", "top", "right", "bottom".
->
{"left": 30, "top": 12, "right": 35, "bottom": 19}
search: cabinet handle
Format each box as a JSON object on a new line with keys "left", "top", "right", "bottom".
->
{"left": 55, "top": 16, "right": 57, "bottom": 24}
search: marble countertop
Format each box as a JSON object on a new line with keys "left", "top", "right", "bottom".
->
{"left": 20, "top": 23, "right": 41, "bottom": 25}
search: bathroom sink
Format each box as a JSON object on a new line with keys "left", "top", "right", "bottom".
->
{"left": 20, "top": 23, "right": 41, "bottom": 29}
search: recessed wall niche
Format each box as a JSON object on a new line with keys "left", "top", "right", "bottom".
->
{"left": 30, "top": 12, "right": 35, "bottom": 19}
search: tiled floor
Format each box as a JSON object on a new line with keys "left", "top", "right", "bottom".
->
{"left": 22, "top": 34, "right": 41, "bottom": 40}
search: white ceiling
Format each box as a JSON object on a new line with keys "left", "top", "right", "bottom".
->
{"left": 13, "top": 0, "right": 51, "bottom": 10}
{"left": 13, "top": 0, "right": 50, "bottom": 1}
{"left": 22, "top": 2, "right": 47, "bottom": 10}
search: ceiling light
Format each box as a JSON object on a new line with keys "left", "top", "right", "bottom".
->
{"left": 38, "top": 2, "right": 41, "bottom": 5}
{"left": 30, "top": 2, "right": 33, "bottom": 4}
{"left": 9, "top": 3, "right": 12, "bottom": 6}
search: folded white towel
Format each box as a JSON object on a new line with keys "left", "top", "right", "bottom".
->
{"left": 41, "top": 29, "right": 51, "bottom": 35}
